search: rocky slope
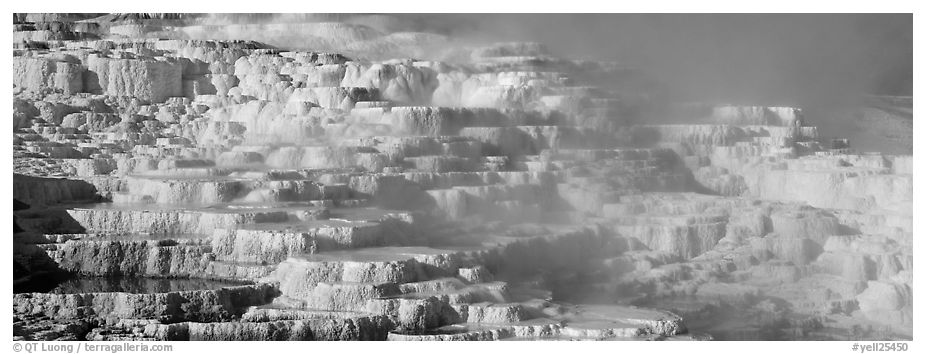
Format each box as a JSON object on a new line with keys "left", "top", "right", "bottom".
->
{"left": 12, "top": 14, "right": 911, "bottom": 341}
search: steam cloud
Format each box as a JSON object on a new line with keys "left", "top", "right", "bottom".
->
{"left": 192, "top": 13, "right": 912, "bottom": 139}
{"left": 404, "top": 14, "right": 913, "bottom": 102}
{"left": 389, "top": 13, "right": 914, "bottom": 144}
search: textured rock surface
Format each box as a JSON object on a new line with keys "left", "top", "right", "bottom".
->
{"left": 12, "top": 13, "right": 912, "bottom": 342}
{"left": 86, "top": 56, "right": 183, "bottom": 103}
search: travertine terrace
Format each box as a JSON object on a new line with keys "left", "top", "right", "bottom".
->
{"left": 12, "top": 13, "right": 912, "bottom": 341}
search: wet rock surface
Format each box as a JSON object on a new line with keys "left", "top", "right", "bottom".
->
{"left": 12, "top": 13, "right": 911, "bottom": 341}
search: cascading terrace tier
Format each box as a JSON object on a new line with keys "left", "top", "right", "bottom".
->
{"left": 12, "top": 15, "right": 911, "bottom": 341}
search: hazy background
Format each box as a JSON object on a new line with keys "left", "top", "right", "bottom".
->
{"left": 400, "top": 14, "right": 912, "bottom": 105}
{"left": 192, "top": 13, "right": 913, "bottom": 152}
{"left": 390, "top": 13, "right": 912, "bottom": 151}
{"left": 198, "top": 13, "right": 912, "bottom": 104}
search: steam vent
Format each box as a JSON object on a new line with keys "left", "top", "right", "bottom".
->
{"left": 12, "top": 13, "right": 913, "bottom": 341}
